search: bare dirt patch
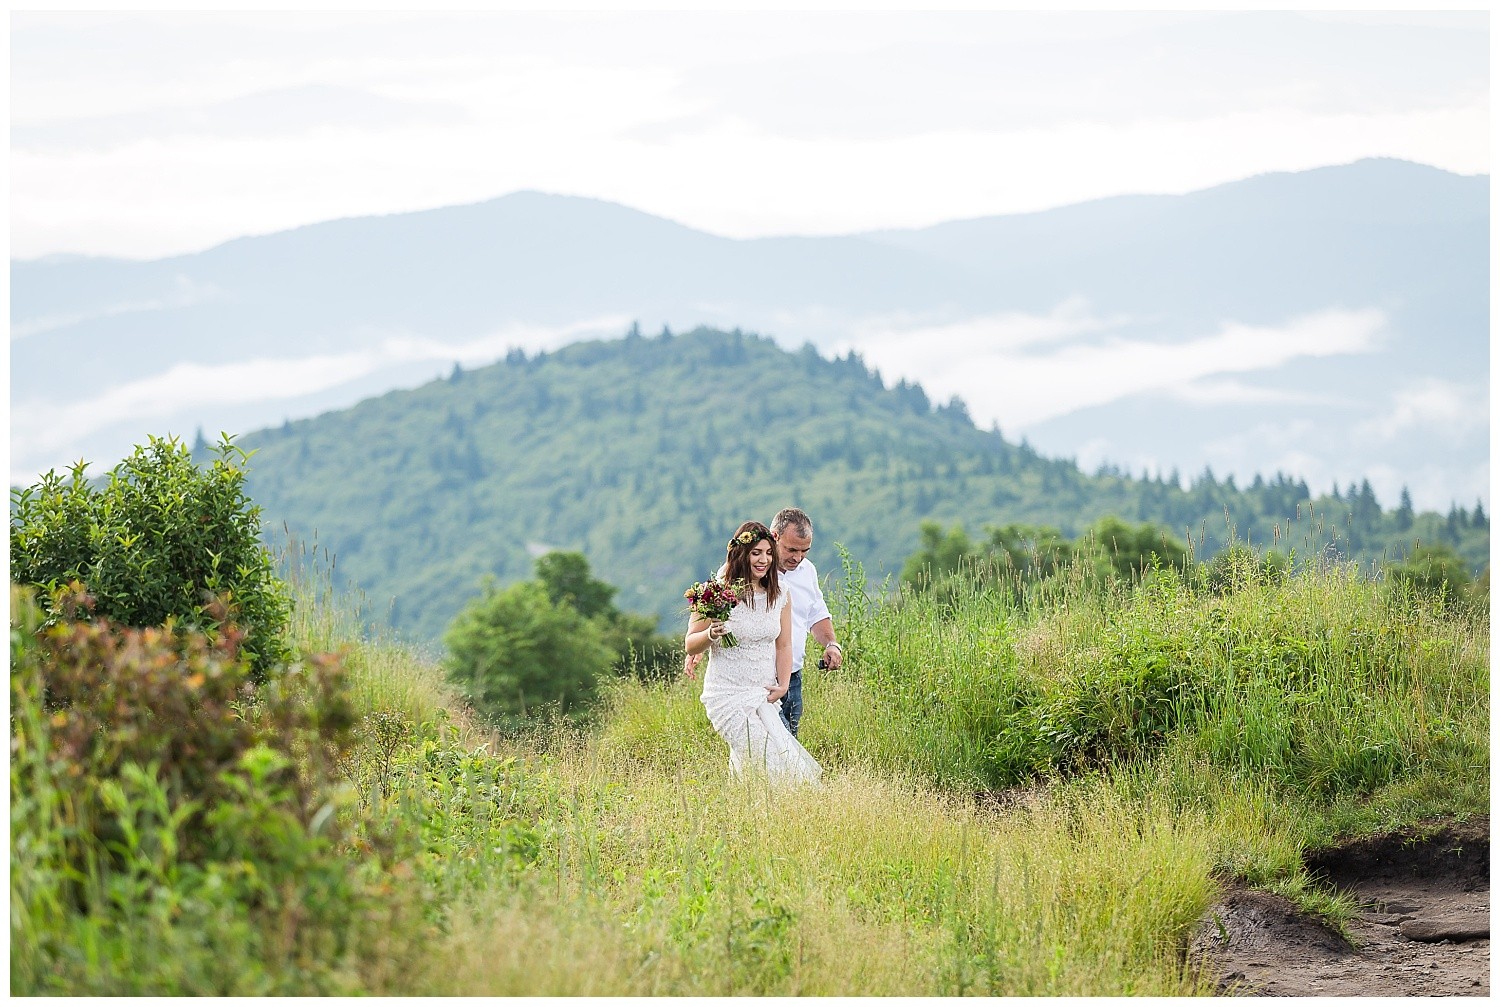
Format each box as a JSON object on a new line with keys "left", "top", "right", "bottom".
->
{"left": 1192, "top": 817, "right": 1489, "bottom": 996}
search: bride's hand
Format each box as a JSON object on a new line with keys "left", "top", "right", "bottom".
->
{"left": 766, "top": 682, "right": 788, "bottom": 703}
{"left": 707, "top": 620, "right": 728, "bottom": 643}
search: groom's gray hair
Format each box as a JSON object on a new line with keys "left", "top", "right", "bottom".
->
{"left": 771, "top": 507, "right": 813, "bottom": 537}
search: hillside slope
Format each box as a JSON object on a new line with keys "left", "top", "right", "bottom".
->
{"left": 236, "top": 327, "right": 1487, "bottom": 642}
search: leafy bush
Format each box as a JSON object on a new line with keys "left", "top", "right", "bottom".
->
{"left": 9, "top": 586, "right": 402, "bottom": 995}
{"left": 341, "top": 714, "right": 547, "bottom": 911}
{"left": 1076, "top": 516, "right": 1192, "bottom": 582}
{"left": 10, "top": 434, "right": 290, "bottom": 678}
{"left": 1002, "top": 606, "right": 1209, "bottom": 776}
{"left": 443, "top": 552, "right": 678, "bottom": 726}
{"left": 900, "top": 516, "right": 1191, "bottom": 601}
{"left": 535, "top": 551, "right": 618, "bottom": 620}
{"left": 808, "top": 558, "right": 1486, "bottom": 796}
{"left": 900, "top": 521, "right": 983, "bottom": 587}
{"left": 445, "top": 580, "right": 616, "bottom": 725}
{"left": 1199, "top": 543, "right": 1289, "bottom": 595}
{"left": 536, "top": 551, "right": 680, "bottom": 680}
{"left": 1383, "top": 542, "right": 1476, "bottom": 608}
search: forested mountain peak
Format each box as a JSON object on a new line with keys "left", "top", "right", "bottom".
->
{"left": 236, "top": 325, "right": 1486, "bottom": 642}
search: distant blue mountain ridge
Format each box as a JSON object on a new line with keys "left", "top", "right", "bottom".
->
{"left": 10, "top": 157, "right": 1488, "bottom": 513}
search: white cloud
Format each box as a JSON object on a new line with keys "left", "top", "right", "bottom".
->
{"left": 1359, "top": 461, "right": 1491, "bottom": 515}
{"left": 1166, "top": 378, "right": 1351, "bottom": 408}
{"left": 846, "top": 298, "right": 1125, "bottom": 355}
{"left": 849, "top": 306, "right": 1386, "bottom": 431}
{"left": 1356, "top": 378, "right": 1488, "bottom": 441}
{"left": 12, "top": 101, "right": 1490, "bottom": 259}
{"left": 656, "top": 12, "right": 1487, "bottom": 140}
{"left": 1201, "top": 418, "right": 1321, "bottom": 477}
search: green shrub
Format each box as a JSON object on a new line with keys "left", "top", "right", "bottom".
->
{"left": 1383, "top": 542, "right": 1476, "bottom": 609}
{"left": 900, "top": 521, "right": 981, "bottom": 587}
{"left": 10, "top": 434, "right": 291, "bottom": 678}
{"left": 900, "top": 517, "right": 1191, "bottom": 604}
{"left": 1199, "top": 543, "right": 1289, "bottom": 595}
{"left": 1076, "top": 516, "right": 1193, "bottom": 583}
{"left": 536, "top": 551, "right": 680, "bottom": 681}
{"left": 816, "top": 559, "right": 1486, "bottom": 796}
{"left": 1003, "top": 612, "right": 1208, "bottom": 776}
{"left": 600, "top": 610, "right": 682, "bottom": 682}
{"left": 329, "top": 703, "right": 550, "bottom": 928}
{"left": 9, "top": 585, "right": 399, "bottom": 995}
{"left": 444, "top": 580, "right": 615, "bottom": 725}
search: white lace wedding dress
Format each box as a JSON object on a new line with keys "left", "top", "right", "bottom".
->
{"left": 700, "top": 588, "right": 822, "bottom": 783}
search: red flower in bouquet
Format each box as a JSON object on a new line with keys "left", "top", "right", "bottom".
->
{"left": 684, "top": 576, "right": 745, "bottom": 647}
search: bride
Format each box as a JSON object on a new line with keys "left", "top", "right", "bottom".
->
{"left": 685, "top": 521, "right": 822, "bottom": 782}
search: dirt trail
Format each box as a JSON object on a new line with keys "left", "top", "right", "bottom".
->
{"left": 1192, "top": 817, "right": 1489, "bottom": 997}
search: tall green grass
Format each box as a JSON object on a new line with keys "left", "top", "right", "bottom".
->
{"left": 405, "top": 749, "right": 1221, "bottom": 995}
{"left": 279, "top": 534, "right": 459, "bottom": 725}
{"left": 590, "top": 557, "right": 1486, "bottom": 930}
{"left": 17, "top": 541, "right": 1484, "bottom": 994}
{"left": 338, "top": 554, "right": 1484, "bottom": 994}
{"left": 598, "top": 556, "right": 1488, "bottom": 805}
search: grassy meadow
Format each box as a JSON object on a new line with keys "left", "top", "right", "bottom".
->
{"left": 11, "top": 548, "right": 1489, "bottom": 995}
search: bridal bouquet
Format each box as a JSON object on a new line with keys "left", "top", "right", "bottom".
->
{"left": 685, "top": 576, "right": 744, "bottom": 647}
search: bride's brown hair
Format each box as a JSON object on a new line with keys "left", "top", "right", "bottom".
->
{"left": 724, "top": 520, "right": 781, "bottom": 609}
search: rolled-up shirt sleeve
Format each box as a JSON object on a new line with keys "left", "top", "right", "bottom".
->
{"left": 804, "top": 578, "right": 831, "bottom": 629}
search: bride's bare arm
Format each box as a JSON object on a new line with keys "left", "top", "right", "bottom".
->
{"left": 767, "top": 601, "right": 793, "bottom": 700}
{"left": 685, "top": 614, "right": 723, "bottom": 656}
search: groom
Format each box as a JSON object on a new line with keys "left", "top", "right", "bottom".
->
{"left": 768, "top": 507, "right": 843, "bottom": 737}
{"left": 683, "top": 507, "right": 844, "bottom": 737}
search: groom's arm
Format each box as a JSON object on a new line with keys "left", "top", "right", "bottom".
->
{"left": 809, "top": 617, "right": 843, "bottom": 669}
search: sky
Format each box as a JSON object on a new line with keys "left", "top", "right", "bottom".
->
{"left": 10, "top": 9, "right": 1490, "bottom": 259}
{"left": 7, "top": 8, "right": 1492, "bottom": 514}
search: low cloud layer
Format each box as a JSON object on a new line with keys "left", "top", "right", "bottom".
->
{"left": 848, "top": 305, "right": 1387, "bottom": 431}
{"left": 10, "top": 316, "right": 627, "bottom": 483}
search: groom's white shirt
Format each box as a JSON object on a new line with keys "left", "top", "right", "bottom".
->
{"left": 779, "top": 558, "right": 831, "bottom": 674}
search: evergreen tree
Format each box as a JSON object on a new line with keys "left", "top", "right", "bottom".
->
{"left": 1354, "top": 480, "right": 1380, "bottom": 526}
{"left": 1395, "top": 487, "right": 1415, "bottom": 531}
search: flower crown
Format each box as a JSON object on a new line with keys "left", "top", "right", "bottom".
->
{"left": 730, "top": 526, "right": 774, "bottom": 549}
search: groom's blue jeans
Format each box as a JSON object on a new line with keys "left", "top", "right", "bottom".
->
{"left": 778, "top": 669, "right": 804, "bottom": 737}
